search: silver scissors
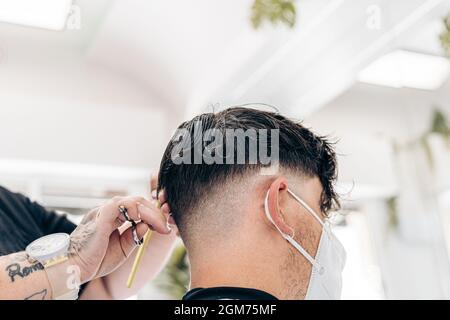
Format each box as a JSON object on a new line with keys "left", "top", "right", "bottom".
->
{"left": 118, "top": 205, "right": 143, "bottom": 246}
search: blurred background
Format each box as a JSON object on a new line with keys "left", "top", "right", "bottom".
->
{"left": 0, "top": 0, "right": 449, "bottom": 299}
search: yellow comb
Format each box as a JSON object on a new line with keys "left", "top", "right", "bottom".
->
{"left": 126, "top": 230, "right": 152, "bottom": 288}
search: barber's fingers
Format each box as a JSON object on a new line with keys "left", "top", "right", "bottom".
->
{"left": 117, "top": 197, "right": 146, "bottom": 220}
{"left": 138, "top": 202, "right": 171, "bottom": 234}
{"left": 160, "top": 202, "right": 175, "bottom": 226}
{"left": 158, "top": 189, "right": 173, "bottom": 224}
{"left": 150, "top": 172, "right": 158, "bottom": 192}
{"left": 119, "top": 222, "right": 149, "bottom": 257}
{"left": 158, "top": 189, "right": 168, "bottom": 205}
{"left": 131, "top": 196, "right": 154, "bottom": 211}
{"left": 167, "top": 215, "right": 176, "bottom": 226}
{"left": 161, "top": 202, "right": 170, "bottom": 215}
{"left": 130, "top": 197, "right": 170, "bottom": 230}
{"left": 160, "top": 202, "right": 179, "bottom": 236}
{"left": 149, "top": 173, "right": 173, "bottom": 225}
{"left": 97, "top": 196, "right": 147, "bottom": 228}
{"left": 149, "top": 172, "right": 169, "bottom": 207}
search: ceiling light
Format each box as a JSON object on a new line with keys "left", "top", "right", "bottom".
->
{"left": 358, "top": 50, "right": 450, "bottom": 90}
{"left": 0, "top": 0, "right": 73, "bottom": 31}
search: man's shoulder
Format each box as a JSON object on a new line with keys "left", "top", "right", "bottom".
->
{"left": 0, "top": 185, "right": 29, "bottom": 207}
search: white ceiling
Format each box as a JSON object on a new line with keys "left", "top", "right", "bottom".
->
{"left": 86, "top": 0, "right": 263, "bottom": 111}
{"left": 1, "top": 0, "right": 449, "bottom": 118}
{"left": 0, "top": 0, "right": 449, "bottom": 192}
{"left": 0, "top": 0, "right": 110, "bottom": 55}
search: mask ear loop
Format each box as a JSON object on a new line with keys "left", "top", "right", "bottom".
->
{"left": 264, "top": 190, "right": 324, "bottom": 274}
{"left": 286, "top": 189, "right": 324, "bottom": 227}
{"left": 286, "top": 189, "right": 333, "bottom": 240}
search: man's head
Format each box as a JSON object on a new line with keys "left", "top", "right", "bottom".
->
{"left": 157, "top": 106, "right": 339, "bottom": 299}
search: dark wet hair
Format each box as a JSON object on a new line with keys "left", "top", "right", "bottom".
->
{"left": 158, "top": 107, "right": 339, "bottom": 235}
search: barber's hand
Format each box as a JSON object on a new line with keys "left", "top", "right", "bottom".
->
{"left": 149, "top": 174, "right": 178, "bottom": 236}
{"left": 68, "top": 195, "right": 172, "bottom": 284}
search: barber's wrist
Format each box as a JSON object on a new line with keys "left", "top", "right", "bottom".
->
{"left": 41, "top": 257, "right": 81, "bottom": 300}
{"left": 26, "top": 233, "right": 81, "bottom": 299}
{"left": 66, "top": 255, "right": 89, "bottom": 285}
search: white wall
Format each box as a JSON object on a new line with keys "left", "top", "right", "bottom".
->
{"left": 306, "top": 81, "right": 450, "bottom": 299}
{"left": 0, "top": 54, "right": 172, "bottom": 168}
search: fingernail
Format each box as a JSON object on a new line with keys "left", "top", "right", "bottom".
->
{"left": 151, "top": 190, "right": 157, "bottom": 199}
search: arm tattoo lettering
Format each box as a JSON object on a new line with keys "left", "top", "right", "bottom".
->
{"left": 5, "top": 262, "right": 44, "bottom": 282}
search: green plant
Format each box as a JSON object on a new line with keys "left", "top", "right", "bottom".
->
{"left": 394, "top": 108, "right": 450, "bottom": 170}
{"left": 440, "top": 14, "right": 450, "bottom": 58}
{"left": 429, "top": 108, "right": 450, "bottom": 143}
{"left": 251, "top": 0, "right": 297, "bottom": 29}
{"left": 387, "top": 109, "right": 449, "bottom": 232}
{"left": 422, "top": 108, "right": 450, "bottom": 168}
{"left": 386, "top": 196, "right": 399, "bottom": 231}
{"left": 155, "top": 245, "right": 189, "bottom": 299}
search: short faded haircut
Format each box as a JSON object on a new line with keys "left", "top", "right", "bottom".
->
{"left": 158, "top": 107, "right": 339, "bottom": 239}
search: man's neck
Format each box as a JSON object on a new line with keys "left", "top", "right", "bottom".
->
{"left": 190, "top": 259, "right": 280, "bottom": 299}
{"left": 188, "top": 244, "right": 308, "bottom": 299}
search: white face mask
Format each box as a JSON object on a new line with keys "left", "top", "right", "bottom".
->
{"left": 264, "top": 188, "right": 347, "bottom": 300}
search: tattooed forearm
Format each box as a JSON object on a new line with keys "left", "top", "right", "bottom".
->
{"left": 5, "top": 262, "right": 44, "bottom": 282}
{"left": 1, "top": 253, "right": 51, "bottom": 300}
{"left": 24, "top": 289, "right": 47, "bottom": 300}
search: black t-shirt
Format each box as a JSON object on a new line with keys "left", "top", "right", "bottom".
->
{"left": 0, "top": 186, "right": 77, "bottom": 256}
{"left": 183, "top": 287, "right": 278, "bottom": 300}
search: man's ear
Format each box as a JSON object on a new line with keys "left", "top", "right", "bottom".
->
{"left": 265, "top": 176, "right": 294, "bottom": 237}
